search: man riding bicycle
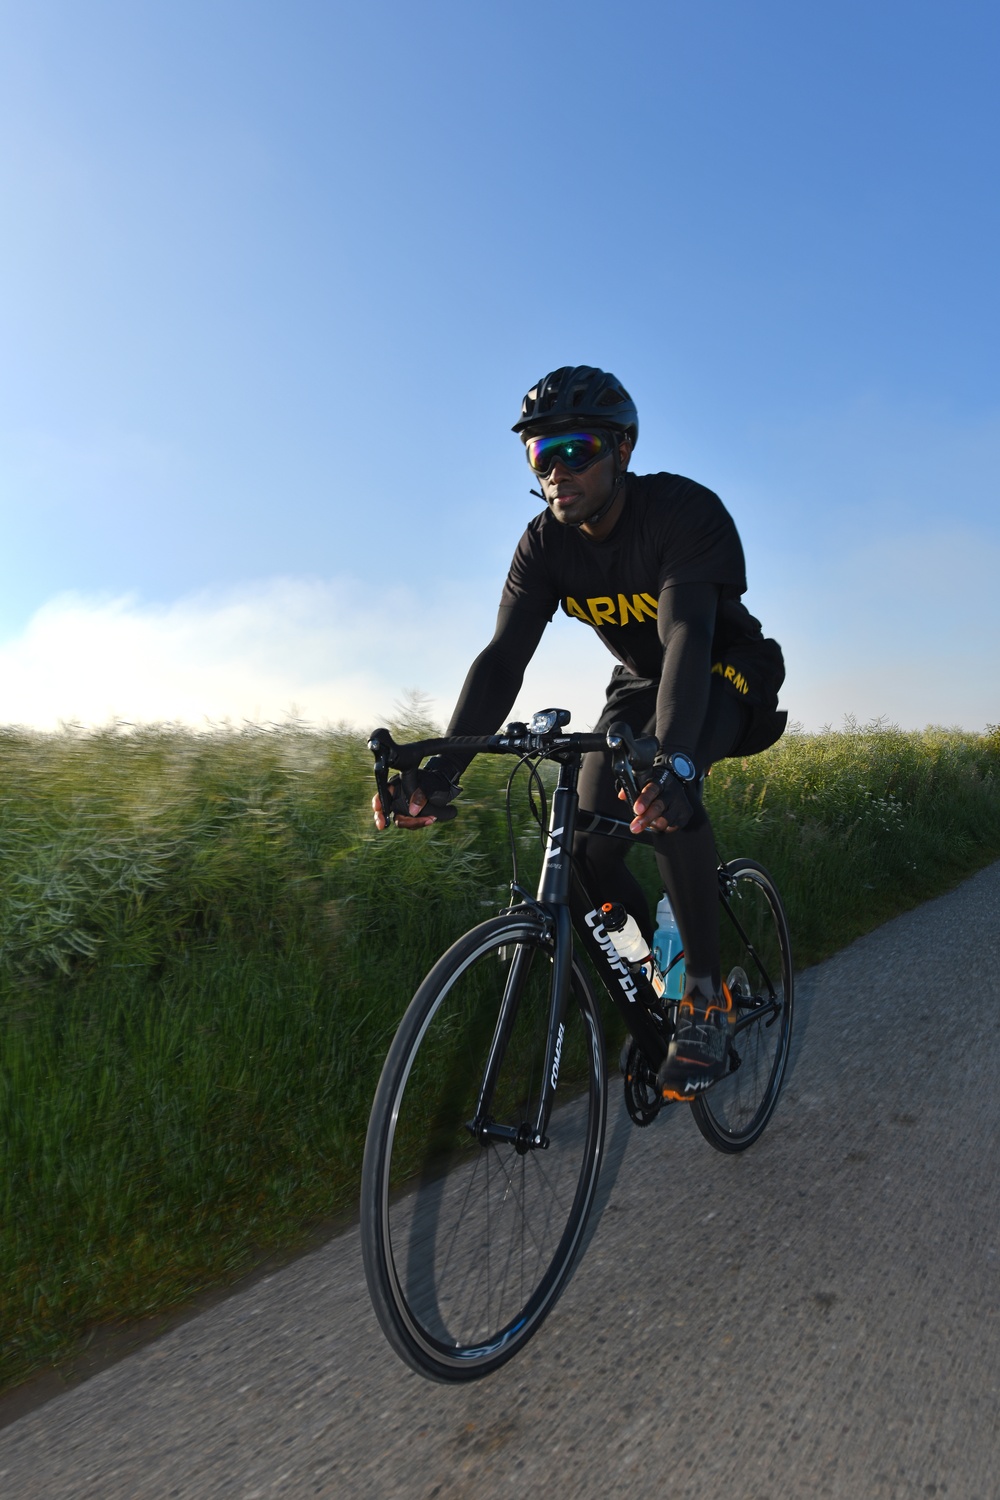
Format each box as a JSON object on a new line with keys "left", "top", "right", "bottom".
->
{"left": 374, "top": 365, "right": 786, "bottom": 1100}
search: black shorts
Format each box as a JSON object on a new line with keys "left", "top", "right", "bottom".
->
{"left": 593, "top": 666, "right": 786, "bottom": 765}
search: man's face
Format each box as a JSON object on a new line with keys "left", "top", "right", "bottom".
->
{"left": 535, "top": 433, "right": 632, "bottom": 527}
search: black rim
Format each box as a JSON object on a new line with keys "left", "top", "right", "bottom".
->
{"left": 365, "top": 922, "right": 605, "bottom": 1376}
{"left": 692, "top": 863, "right": 793, "bottom": 1150}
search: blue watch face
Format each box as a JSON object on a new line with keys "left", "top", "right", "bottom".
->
{"left": 670, "top": 753, "right": 696, "bottom": 781}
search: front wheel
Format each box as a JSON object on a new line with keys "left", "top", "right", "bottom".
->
{"left": 692, "top": 858, "right": 794, "bottom": 1153}
{"left": 361, "top": 913, "right": 607, "bottom": 1381}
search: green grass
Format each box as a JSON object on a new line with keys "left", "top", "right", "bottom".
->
{"left": 706, "top": 719, "right": 1000, "bottom": 958}
{"left": 2, "top": 714, "right": 1000, "bottom": 1389}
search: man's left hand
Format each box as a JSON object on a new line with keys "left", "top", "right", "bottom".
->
{"left": 619, "top": 769, "right": 694, "bottom": 834}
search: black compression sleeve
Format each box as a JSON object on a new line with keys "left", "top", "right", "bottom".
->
{"left": 431, "top": 604, "right": 549, "bottom": 778}
{"left": 655, "top": 581, "right": 720, "bottom": 759}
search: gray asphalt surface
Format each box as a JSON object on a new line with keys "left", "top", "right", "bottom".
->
{"left": 2, "top": 862, "right": 999, "bottom": 1499}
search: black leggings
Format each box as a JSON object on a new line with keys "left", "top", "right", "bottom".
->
{"left": 573, "top": 672, "right": 751, "bottom": 990}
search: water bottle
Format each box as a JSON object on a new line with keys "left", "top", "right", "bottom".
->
{"left": 600, "top": 903, "right": 666, "bottom": 1000}
{"left": 653, "top": 893, "right": 686, "bottom": 1002}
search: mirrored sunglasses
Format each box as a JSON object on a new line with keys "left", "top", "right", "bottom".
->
{"left": 524, "top": 430, "right": 614, "bottom": 476}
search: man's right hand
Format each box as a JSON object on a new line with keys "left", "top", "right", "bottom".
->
{"left": 372, "top": 767, "right": 461, "bottom": 831}
{"left": 372, "top": 783, "right": 437, "bottom": 830}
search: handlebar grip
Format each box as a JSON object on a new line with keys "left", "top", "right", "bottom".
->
{"left": 367, "top": 727, "right": 395, "bottom": 756}
{"left": 368, "top": 728, "right": 426, "bottom": 772}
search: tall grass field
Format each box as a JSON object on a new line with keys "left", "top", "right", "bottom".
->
{"left": 2, "top": 714, "right": 1000, "bottom": 1390}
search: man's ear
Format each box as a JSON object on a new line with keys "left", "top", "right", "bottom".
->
{"left": 618, "top": 435, "right": 633, "bottom": 469}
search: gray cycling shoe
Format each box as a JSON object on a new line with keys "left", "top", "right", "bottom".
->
{"left": 657, "top": 990, "right": 733, "bottom": 1101}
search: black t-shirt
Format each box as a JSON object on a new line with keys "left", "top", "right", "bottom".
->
{"left": 437, "top": 470, "right": 784, "bottom": 776}
{"left": 500, "top": 472, "right": 751, "bottom": 678}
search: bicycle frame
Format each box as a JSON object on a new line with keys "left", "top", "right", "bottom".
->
{"left": 363, "top": 715, "right": 795, "bottom": 1380}
{"left": 369, "top": 718, "right": 780, "bottom": 1154}
{"left": 463, "top": 746, "right": 669, "bottom": 1152}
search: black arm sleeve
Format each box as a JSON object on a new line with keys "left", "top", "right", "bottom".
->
{"left": 655, "top": 580, "right": 720, "bottom": 758}
{"left": 430, "top": 604, "right": 549, "bottom": 778}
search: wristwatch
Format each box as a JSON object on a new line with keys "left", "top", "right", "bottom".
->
{"left": 660, "top": 750, "right": 697, "bottom": 784}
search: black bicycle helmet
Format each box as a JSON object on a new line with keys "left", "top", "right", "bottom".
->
{"left": 512, "top": 365, "right": 639, "bottom": 448}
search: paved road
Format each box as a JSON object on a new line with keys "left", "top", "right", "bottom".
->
{"left": 2, "top": 864, "right": 999, "bottom": 1499}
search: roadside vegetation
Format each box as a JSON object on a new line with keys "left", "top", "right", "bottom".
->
{"left": 3, "top": 710, "right": 1000, "bottom": 1389}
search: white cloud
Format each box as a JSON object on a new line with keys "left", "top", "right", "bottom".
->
{"left": 1, "top": 542, "right": 996, "bottom": 737}
{"left": 0, "top": 578, "right": 609, "bottom": 733}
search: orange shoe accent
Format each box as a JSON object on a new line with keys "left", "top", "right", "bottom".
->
{"left": 706, "top": 980, "right": 734, "bottom": 1020}
{"left": 660, "top": 1088, "right": 695, "bottom": 1104}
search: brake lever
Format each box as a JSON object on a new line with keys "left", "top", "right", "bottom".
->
{"left": 368, "top": 728, "right": 397, "bottom": 830}
{"left": 606, "top": 720, "right": 659, "bottom": 816}
{"left": 605, "top": 721, "right": 642, "bottom": 809}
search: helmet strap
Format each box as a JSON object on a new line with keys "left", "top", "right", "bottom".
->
{"left": 576, "top": 471, "right": 624, "bottom": 528}
{"left": 569, "top": 437, "right": 625, "bottom": 528}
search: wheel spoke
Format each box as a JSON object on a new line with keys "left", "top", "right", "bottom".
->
{"left": 692, "top": 861, "right": 794, "bottom": 1153}
{"left": 362, "top": 918, "right": 606, "bottom": 1378}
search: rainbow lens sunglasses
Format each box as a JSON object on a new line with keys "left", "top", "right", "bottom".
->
{"left": 524, "top": 430, "right": 615, "bottom": 476}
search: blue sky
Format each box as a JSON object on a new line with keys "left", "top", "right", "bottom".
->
{"left": 1, "top": 0, "right": 997, "bottom": 730}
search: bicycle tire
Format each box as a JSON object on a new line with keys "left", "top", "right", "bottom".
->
{"left": 361, "top": 913, "right": 607, "bottom": 1381}
{"left": 692, "top": 858, "right": 794, "bottom": 1153}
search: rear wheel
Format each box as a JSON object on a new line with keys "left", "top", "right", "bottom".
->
{"left": 692, "top": 859, "right": 794, "bottom": 1153}
{"left": 361, "top": 914, "right": 607, "bottom": 1381}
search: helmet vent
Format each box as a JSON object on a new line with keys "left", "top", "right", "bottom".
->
{"left": 512, "top": 365, "right": 638, "bottom": 446}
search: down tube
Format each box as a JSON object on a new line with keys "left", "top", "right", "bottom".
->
{"left": 568, "top": 875, "right": 669, "bottom": 1070}
{"left": 533, "top": 774, "right": 580, "bottom": 1143}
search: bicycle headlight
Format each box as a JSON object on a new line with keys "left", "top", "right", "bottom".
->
{"left": 529, "top": 708, "right": 571, "bottom": 734}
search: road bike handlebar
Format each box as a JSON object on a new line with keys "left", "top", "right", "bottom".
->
{"left": 368, "top": 708, "right": 660, "bottom": 828}
{"left": 367, "top": 727, "right": 607, "bottom": 770}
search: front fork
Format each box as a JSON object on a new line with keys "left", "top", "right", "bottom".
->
{"left": 470, "top": 767, "right": 586, "bottom": 1152}
{"left": 467, "top": 904, "right": 575, "bottom": 1153}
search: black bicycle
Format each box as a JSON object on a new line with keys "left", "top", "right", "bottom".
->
{"left": 361, "top": 709, "right": 793, "bottom": 1382}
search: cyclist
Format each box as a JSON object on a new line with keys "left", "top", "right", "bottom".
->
{"left": 373, "top": 365, "right": 786, "bottom": 1099}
